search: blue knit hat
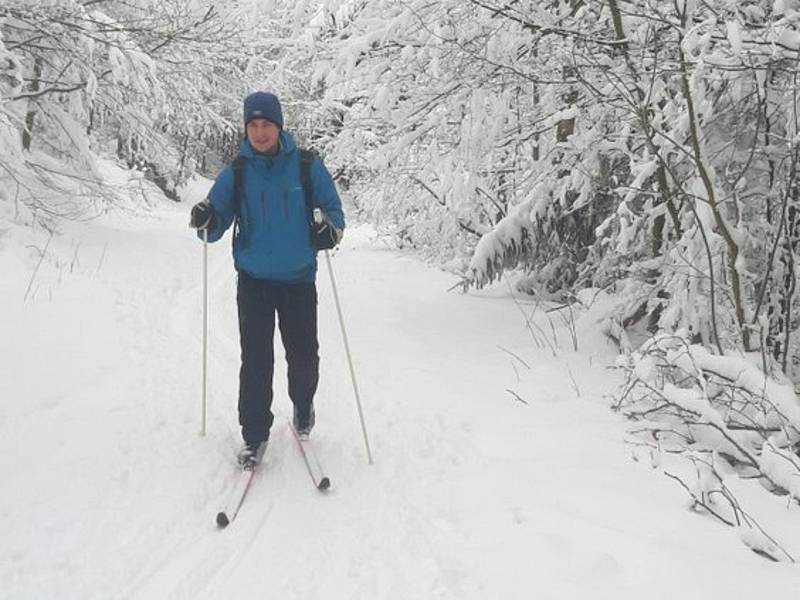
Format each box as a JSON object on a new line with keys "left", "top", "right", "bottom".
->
{"left": 243, "top": 92, "right": 283, "bottom": 129}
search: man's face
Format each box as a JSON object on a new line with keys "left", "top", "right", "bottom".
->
{"left": 246, "top": 119, "right": 280, "bottom": 154}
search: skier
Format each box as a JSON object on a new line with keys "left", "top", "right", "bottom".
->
{"left": 189, "top": 91, "right": 345, "bottom": 466}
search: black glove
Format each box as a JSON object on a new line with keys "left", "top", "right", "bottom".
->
{"left": 190, "top": 201, "right": 216, "bottom": 230}
{"left": 310, "top": 209, "right": 342, "bottom": 250}
{"left": 311, "top": 221, "right": 339, "bottom": 250}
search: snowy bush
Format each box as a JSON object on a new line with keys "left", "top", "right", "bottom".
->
{"left": 616, "top": 335, "right": 800, "bottom": 560}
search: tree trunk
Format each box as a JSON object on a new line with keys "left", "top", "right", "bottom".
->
{"left": 22, "top": 57, "right": 43, "bottom": 151}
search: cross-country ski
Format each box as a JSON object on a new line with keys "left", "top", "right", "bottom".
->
{"left": 216, "top": 465, "right": 257, "bottom": 529}
{"left": 290, "top": 423, "right": 331, "bottom": 492}
{"left": 216, "top": 426, "right": 328, "bottom": 529}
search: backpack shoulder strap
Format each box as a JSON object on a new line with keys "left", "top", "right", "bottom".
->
{"left": 230, "top": 155, "right": 247, "bottom": 244}
{"left": 231, "top": 155, "right": 246, "bottom": 210}
{"left": 299, "top": 148, "right": 317, "bottom": 224}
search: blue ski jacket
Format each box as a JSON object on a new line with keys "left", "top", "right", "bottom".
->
{"left": 201, "top": 132, "right": 345, "bottom": 282}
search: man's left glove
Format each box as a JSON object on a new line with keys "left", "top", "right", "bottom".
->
{"left": 190, "top": 201, "right": 216, "bottom": 230}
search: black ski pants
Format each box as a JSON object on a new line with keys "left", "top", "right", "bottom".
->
{"left": 237, "top": 272, "right": 319, "bottom": 444}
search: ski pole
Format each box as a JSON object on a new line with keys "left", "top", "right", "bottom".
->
{"left": 324, "top": 249, "right": 373, "bottom": 465}
{"left": 201, "top": 228, "right": 208, "bottom": 436}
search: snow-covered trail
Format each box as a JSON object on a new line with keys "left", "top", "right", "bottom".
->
{"left": 3, "top": 202, "right": 800, "bottom": 599}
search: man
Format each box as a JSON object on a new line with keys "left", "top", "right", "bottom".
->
{"left": 189, "top": 91, "right": 345, "bottom": 466}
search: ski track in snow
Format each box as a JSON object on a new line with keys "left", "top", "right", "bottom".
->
{"left": 3, "top": 203, "right": 800, "bottom": 599}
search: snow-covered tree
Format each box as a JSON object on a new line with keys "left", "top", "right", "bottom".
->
{"left": 0, "top": 0, "right": 249, "bottom": 219}
{"left": 301, "top": 0, "right": 800, "bottom": 379}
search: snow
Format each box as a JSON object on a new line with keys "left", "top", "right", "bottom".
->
{"left": 4, "top": 195, "right": 800, "bottom": 598}
{"left": 777, "top": 27, "right": 800, "bottom": 51}
{"left": 674, "top": 344, "right": 800, "bottom": 427}
{"left": 727, "top": 21, "right": 743, "bottom": 56}
{"left": 759, "top": 440, "right": 800, "bottom": 499}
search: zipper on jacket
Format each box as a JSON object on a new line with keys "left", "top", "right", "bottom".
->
{"left": 261, "top": 191, "right": 266, "bottom": 226}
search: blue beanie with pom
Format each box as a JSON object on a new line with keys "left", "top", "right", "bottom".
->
{"left": 243, "top": 92, "right": 283, "bottom": 129}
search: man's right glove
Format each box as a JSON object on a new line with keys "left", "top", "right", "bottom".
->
{"left": 190, "top": 201, "right": 216, "bottom": 230}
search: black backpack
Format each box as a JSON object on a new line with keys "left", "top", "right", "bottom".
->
{"left": 231, "top": 149, "right": 337, "bottom": 251}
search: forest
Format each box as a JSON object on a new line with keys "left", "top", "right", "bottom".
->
{"left": 4, "top": 0, "right": 800, "bottom": 559}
